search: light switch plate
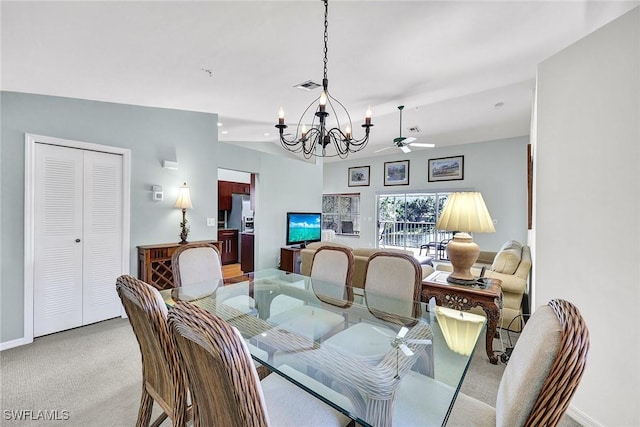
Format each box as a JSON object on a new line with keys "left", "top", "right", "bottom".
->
{"left": 207, "top": 218, "right": 216, "bottom": 226}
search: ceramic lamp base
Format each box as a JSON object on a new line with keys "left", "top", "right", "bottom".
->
{"left": 445, "top": 232, "right": 479, "bottom": 285}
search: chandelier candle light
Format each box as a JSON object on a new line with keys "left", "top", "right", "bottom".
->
{"left": 436, "top": 192, "right": 496, "bottom": 285}
{"left": 276, "top": 0, "right": 373, "bottom": 158}
{"left": 174, "top": 182, "right": 193, "bottom": 244}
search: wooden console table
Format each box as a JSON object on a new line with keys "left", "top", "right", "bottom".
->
{"left": 280, "top": 247, "right": 302, "bottom": 273}
{"left": 422, "top": 270, "right": 503, "bottom": 364}
{"left": 137, "top": 240, "right": 221, "bottom": 290}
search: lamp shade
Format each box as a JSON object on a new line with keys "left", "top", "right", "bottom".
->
{"left": 435, "top": 306, "right": 485, "bottom": 356}
{"left": 435, "top": 192, "right": 495, "bottom": 233}
{"left": 174, "top": 182, "right": 193, "bottom": 209}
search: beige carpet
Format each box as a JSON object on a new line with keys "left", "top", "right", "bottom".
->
{"left": 0, "top": 317, "right": 580, "bottom": 426}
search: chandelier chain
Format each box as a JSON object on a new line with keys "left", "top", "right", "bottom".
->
{"left": 323, "top": 0, "right": 329, "bottom": 81}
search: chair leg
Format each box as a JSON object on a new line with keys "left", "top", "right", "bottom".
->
{"left": 136, "top": 388, "right": 155, "bottom": 427}
{"left": 149, "top": 413, "right": 168, "bottom": 427}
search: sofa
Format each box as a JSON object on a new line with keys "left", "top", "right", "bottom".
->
{"left": 300, "top": 242, "right": 435, "bottom": 289}
{"left": 436, "top": 240, "right": 532, "bottom": 331}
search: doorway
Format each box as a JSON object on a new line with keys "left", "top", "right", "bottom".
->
{"left": 217, "top": 168, "right": 255, "bottom": 275}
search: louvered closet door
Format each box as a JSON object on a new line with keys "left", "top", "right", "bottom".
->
{"left": 34, "top": 144, "right": 84, "bottom": 336}
{"left": 82, "top": 150, "right": 123, "bottom": 324}
{"left": 34, "top": 144, "right": 123, "bottom": 336}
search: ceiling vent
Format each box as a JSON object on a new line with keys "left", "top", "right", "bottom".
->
{"left": 408, "top": 126, "right": 421, "bottom": 133}
{"left": 294, "top": 80, "right": 322, "bottom": 91}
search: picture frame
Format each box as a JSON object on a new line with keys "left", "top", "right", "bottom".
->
{"left": 348, "top": 166, "right": 370, "bottom": 187}
{"left": 384, "top": 160, "right": 410, "bottom": 186}
{"left": 428, "top": 155, "right": 464, "bottom": 182}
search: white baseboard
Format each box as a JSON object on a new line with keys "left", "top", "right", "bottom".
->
{"left": 567, "top": 405, "right": 602, "bottom": 427}
{"left": 0, "top": 337, "right": 31, "bottom": 351}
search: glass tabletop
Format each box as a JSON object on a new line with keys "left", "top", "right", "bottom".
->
{"left": 161, "top": 268, "right": 485, "bottom": 427}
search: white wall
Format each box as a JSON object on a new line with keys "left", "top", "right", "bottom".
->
{"left": 323, "top": 136, "right": 529, "bottom": 251}
{"left": 218, "top": 168, "right": 250, "bottom": 183}
{"left": 536, "top": 7, "right": 639, "bottom": 426}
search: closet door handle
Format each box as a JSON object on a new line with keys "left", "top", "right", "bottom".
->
{"left": 75, "top": 239, "right": 81, "bottom": 243}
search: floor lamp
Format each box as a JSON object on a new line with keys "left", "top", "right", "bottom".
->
{"left": 435, "top": 192, "right": 495, "bottom": 285}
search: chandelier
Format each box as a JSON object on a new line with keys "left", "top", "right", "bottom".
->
{"left": 276, "top": 0, "right": 373, "bottom": 159}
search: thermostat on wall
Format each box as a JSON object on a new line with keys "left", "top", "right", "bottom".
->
{"left": 152, "top": 185, "right": 163, "bottom": 201}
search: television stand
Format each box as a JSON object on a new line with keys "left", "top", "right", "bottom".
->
{"left": 280, "top": 247, "right": 302, "bottom": 273}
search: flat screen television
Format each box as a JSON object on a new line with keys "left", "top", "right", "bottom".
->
{"left": 286, "top": 212, "right": 322, "bottom": 247}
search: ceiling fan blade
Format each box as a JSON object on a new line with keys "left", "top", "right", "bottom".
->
{"left": 409, "top": 142, "right": 435, "bottom": 148}
{"left": 399, "top": 343, "right": 414, "bottom": 357}
{"left": 397, "top": 327, "right": 409, "bottom": 338}
{"left": 403, "top": 137, "right": 417, "bottom": 144}
{"left": 400, "top": 145, "right": 411, "bottom": 153}
{"left": 374, "top": 146, "right": 393, "bottom": 153}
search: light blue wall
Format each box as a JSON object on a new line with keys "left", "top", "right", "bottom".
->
{"left": 1, "top": 91, "right": 220, "bottom": 342}
{"left": 1, "top": 91, "right": 324, "bottom": 344}
{"left": 323, "top": 136, "right": 529, "bottom": 251}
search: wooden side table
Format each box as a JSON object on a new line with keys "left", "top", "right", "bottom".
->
{"left": 422, "top": 270, "right": 503, "bottom": 364}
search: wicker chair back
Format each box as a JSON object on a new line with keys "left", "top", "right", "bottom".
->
{"left": 116, "top": 274, "right": 189, "bottom": 427}
{"left": 168, "top": 302, "right": 269, "bottom": 427}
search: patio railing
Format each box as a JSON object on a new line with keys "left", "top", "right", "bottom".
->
{"left": 378, "top": 221, "right": 454, "bottom": 259}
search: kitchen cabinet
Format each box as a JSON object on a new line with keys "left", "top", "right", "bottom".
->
{"left": 241, "top": 233, "right": 254, "bottom": 273}
{"left": 218, "top": 180, "right": 250, "bottom": 211}
{"left": 218, "top": 229, "right": 239, "bottom": 265}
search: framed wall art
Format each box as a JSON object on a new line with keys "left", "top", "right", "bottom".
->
{"left": 428, "top": 155, "right": 464, "bottom": 182}
{"left": 384, "top": 160, "right": 410, "bottom": 186}
{"left": 348, "top": 166, "right": 370, "bottom": 187}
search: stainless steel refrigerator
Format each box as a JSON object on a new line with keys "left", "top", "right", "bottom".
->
{"left": 228, "top": 194, "right": 252, "bottom": 231}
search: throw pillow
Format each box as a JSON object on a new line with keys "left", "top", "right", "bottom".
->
{"left": 491, "top": 241, "right": 522, "bottom": 274}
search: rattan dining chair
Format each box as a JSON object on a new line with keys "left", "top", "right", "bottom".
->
{"left": 171, "top": 242, "right": 223, "bottom": 286}
{"left": 116, "top": 275, "right": 190, "bottom": 427}
{"left": 167, "top": 301, "right": 352, "bottom": 427}
{"left": 322, "top": 252, "right": 424, "bottom": 360}
{"left": 267, "top": 246, "right": 355, "bottom": 340}
{"left": 447, "top": 299, "right": 590, "bottom": 427}
{"left": 172, "top": 241, "right": 256, "bottom": 315}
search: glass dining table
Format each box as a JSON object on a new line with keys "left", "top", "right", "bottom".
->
{"left": 160, "top": 268, "right": 484, "bottom": 427}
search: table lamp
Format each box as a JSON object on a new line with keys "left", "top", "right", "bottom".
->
{"left": 435, "top": 192, "right": 495, "bottom": 285}
{"left": 174, "top": 182, "right": 193, "bottom": 244}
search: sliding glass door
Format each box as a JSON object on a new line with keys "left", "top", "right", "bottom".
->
{"left": 377, "top": 191, "right": 451, "bottom": 258}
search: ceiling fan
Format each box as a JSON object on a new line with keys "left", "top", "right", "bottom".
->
{"left": 375, "top": 105, "right": 435, "bottom": 153}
